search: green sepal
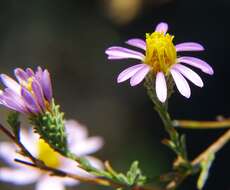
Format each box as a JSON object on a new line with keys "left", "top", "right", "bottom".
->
{"left": 29, "top": 99, "right": 68, "bottom": 156}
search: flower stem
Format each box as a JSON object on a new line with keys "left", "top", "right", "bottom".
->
{"left": 67, "top": 152, "right": 112, "bottom": 178}
{"left": 144, "top": 75, "right": 187, "bottom": 159}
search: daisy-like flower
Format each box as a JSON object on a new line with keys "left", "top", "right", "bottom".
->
{"left": 105, "top": 22, "right": 214, "bottom": 102}
{"left": 0, "top": 120, "right": 104, "bottom": 190}
{"left": 0, "top": 67, "right": 52, "bottom": 115}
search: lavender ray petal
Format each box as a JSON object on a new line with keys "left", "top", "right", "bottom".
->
{"left": 177, "top": 56, "right": 214, "bottom": 75}
{"left": 21, "top": 87, "right": 41, "bottom": 114}
{"left": 175, "top": 42, "right": 204, "bottom": 52}
{"left": 105, "top": 46, "right": 145, "bottom": 61}
{"left": 170, "top": 68, "right": 191, "bottom": 98}
{"left": 1, "top": 97, "right": 27, "bottom": 113}
{"left": 130, "top": 65, "right": 150, "bottom": 86}
{"left": 35, "top": 66, "right": 43, "bottom": 83}
{"left": 4, "top": 88, "right": 26, "bottom": 106}
{"left": 32, "top": 79, "right": 46, "bottom": 111}
{"left": 41, "top": 69, "right": 53, "bottom": 102}
{"left": 125, "top": 38, "right": 146, "bottom": 50}
{"left": 0, "top": 89, "right": 28, "bottom": 113}
{"left": 14, "top": 68, "right": 29, "bottom": 83}
{"left": 155, "top": 72, "right": 167, "bottom": 103}
{"left": 0, "top": 89, "right": 4, "bottom": 104}
{"left": 26, "top": 68, "right": 35, "bottom": 77}
{"left": 173, "top": 64, "right": 204, "bottom": 87}
{"left": 155, "top": 22, "right": 168, "bottom": 34}
{"left": 0, "top": 74, "right": 21, "bottom": 95}
{"left": 117, "top": 64, "right": 146, "bottom": 83}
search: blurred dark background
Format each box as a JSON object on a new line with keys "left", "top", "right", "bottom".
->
{"left": 0, "top": 0, "right": 229, "bottom": 190}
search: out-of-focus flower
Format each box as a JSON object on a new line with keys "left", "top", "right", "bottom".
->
{"left": 101, "top": 0, "right": 173, "bottom": 25}
{"left": 0, "top": 67, "right": 52, "bottom": 115}
{"left": 0, "top": 120, "right": 104, "bottom": 190}
{"left": 105, "top": 22, "right": 214, "bottom": 102}
{"left": 102, "top": 0, "right": 142, "bottom": 25}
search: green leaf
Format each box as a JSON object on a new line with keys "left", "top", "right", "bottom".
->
{"left": 197, "top": 153, "right": 215, "bottom": 190}
{"left": 126, "top": 161, "right": 146, "bottom": 185}
{"left": 7, "top": 112, "right": 20, "bottom": 140}
{"left": 180, "top": 134, "right": 188, "bottom": 159}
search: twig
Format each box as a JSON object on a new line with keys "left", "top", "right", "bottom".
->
{"left": 173, "top": 119, "right": 230, "bottom": 129}
{"left": 166, "top": 129, "right": 230, "bottom": 189}
{"left": 14, "top": 158, "right": 121, "bottom": 188}
{"left": 192, "top": 129, "right": 230, "bottom": 165}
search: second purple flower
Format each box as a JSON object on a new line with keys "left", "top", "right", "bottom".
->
{"left": 105, "top": 22, "right": 214, "bottom": 102}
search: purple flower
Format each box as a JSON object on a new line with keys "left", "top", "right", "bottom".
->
{"left": 0, "top": 67, "right": 53, "bottom": 115}
{"left": 105, "top": 22, "right": 214, "bottom": 102}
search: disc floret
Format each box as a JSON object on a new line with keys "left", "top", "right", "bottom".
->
{"left": 145, "top": 32, "right": 177, "bottom": 74}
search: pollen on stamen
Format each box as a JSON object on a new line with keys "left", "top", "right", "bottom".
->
{"left": 145, "top": 31, "right": 177, "bottom": 74}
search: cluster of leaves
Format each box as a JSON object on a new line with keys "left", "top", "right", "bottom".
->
{"left": 106, "top": 161, "right": 146, "bottom": 187}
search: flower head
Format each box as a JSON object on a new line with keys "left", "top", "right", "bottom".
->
{"left": 0, "top": 67, "right": 53, "bottom": 115}
{"left": 105, "top": 22, "right": 214, "bottom": 102}
{"left": 0, "top": 119, "right": 104, "bottom": 190}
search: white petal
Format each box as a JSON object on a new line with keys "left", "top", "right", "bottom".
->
{"left": 177, "top": 56, "right": 214, "bottom": 75}
{"left": 173, "top": 64, "right": 203, "bottom": 87}
{"left": 70, "top": 137, "right": 103, "bottom": 156}
{"left": 20, "top": 129, "right": 38, "bottom": 156}
{"left": 85, "top": 156, "right": 104, "bottom": 170}
{"left": 0, "top": 142, "right": 17, "bottom": 166}
{"left": 155, "top": 72, "right": 167, "bottom": 102}
{"left": 125, "top": 38, "right": 146, "bottom": 50}
{"left": 175, "top": 42, "right": 204, "bottom": 52}
{"left": 36, "top": 176, "right": 65, "bottom": 190}
{"left": 62, "top": 177, "right": 79, "bottom": 186}
{"left": 61, "top": 157, "right": 102, "bottom": 179}
{"left": 0, "top": 142, "right": 33, "bottom": 168}
{"left": 170, "top": 69, "right": 191, "bottom": 98}
{"left": 155, "top": 22, "right": 168, "bottom": 34}
{"left": 0, "top": 167, "right": 39, "bottom": 185}
{"left": 117, "top": 64, "right": 146, "bottom": 83}
{"left": 105, "top": 46, "right": 145, "bottom": 60}
{"left": 0, "top": 74, "right": 21, "bottom": 95}
{"left": 65, "top": 120, "right": 88, "bottom": 146}
{"left": 130, "top": 65, "right": 150, "bottom": 86}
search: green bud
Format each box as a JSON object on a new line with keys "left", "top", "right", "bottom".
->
{"left": 29, "top": 99, "right": 68, "bottom": 156}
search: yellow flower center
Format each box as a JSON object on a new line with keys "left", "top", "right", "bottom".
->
{"left": 145, "top": 31, "right": 177, "bottom": 74}
{"left": 37, "top": 139, "right": 60, "bottom": 168}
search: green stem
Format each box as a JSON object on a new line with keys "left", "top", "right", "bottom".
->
{"left": 144, "top": 74, "right": 187, "bottom": 160}
{"left": 67, "top": 152, "right": 113, "bottom": 179}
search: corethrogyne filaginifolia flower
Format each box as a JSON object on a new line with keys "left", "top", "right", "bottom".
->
{"left": 0, "top": 67, "right": 52, "bottom": 115}
{"left": 105, "top": 22, "right": 214, "bottom": 102}
{"left": 0, "top": 120, "right": 104, "bottom": 190}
